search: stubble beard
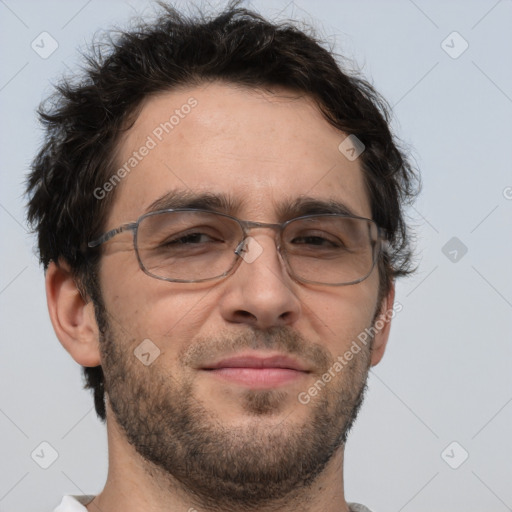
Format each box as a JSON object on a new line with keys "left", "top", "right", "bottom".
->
{"left": 97, "top": 308, "right": 373, "bottom": 511}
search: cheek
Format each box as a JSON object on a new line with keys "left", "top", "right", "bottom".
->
{"left": 99, "top": 255, "right": 216, "bottom": 347}
{"left": 98, "top": 253, "right": 141, "bottom": 318}
{"left": 305, "top": 278, "right": 379, "bottom": 355}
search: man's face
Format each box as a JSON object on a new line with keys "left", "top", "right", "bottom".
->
{"left": 94, "top": 82, "right": 387, "bottom": 507}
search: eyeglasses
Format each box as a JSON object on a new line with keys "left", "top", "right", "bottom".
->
{"left": 88, "top": 208, "right": 387, "bottom": 286}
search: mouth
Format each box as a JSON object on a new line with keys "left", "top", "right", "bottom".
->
{"left": 200, "top": 353, "right": 311, "bottom": 389}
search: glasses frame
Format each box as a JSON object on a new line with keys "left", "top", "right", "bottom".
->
{"left": 88, "top": 208, "right": 388, "bottom": 286}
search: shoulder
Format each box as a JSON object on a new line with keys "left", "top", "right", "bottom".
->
{"left": 53, "top": 495, "right": 95, "bottom": 511}
{"left": 348, "top": 502, "right": 375, "bottom": 512}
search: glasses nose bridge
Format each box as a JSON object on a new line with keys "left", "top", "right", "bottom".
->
{"left": 239, "top": 219, "right": 284, "bottom": 244}
{"left": 235, "top": 220, "right": 288, "bottom": 263}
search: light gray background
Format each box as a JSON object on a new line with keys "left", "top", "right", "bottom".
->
{"left": 1, "top": 0, "right": 511, "bottom": 511}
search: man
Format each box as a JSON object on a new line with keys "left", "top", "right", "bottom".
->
{"left": 26, "top": 2, "right": 418, "bottom": 511}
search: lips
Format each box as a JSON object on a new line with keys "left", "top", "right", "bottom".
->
{"left": 200, "top": 353, "right": 310, "bottom": 388}
{"left": 203, "top": 354, "right": 309, "bottom": 371}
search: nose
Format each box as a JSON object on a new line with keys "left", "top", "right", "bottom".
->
{"left": 218, "top": 232, "right": 302, "bottom": 329}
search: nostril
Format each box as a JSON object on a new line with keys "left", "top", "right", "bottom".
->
{"left": 233, "top": 310, "right": 257, "bottom": 323}
{"left": 236, "top": 310, "right": 253, "bottom": 318}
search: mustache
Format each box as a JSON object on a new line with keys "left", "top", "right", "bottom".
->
{"left": 178, "top": 326, "right": 333, "bottom": 374}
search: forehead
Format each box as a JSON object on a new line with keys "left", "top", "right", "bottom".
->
{"left": 107, "top": 81, "right": 371, "bottom": 225}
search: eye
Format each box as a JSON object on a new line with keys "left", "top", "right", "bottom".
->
{"left": 165, "top": 232, "right": 218, "bottom": 245}
{"left": 291, "top": 232, "right": 343, "bottom": 248}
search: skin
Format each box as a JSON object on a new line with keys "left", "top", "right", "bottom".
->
{"left": 46, "top": 81, "right": 395, "bottom": 512}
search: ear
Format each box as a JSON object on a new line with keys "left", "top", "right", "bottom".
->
{"left": 45, "top": 260, "right": 101, "bottom": 367}
{"left": 370, "top": 281, "right": 396, "bottom": 367}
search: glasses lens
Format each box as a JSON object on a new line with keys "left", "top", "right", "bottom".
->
{"left": 135, "top": 211, "right": 379, "bottom": 285}
{"left": 282, "top": 216, "right": 379, "bottom": 285}
{"left": 136, "top": 211, "right": 242, "bottom": 282}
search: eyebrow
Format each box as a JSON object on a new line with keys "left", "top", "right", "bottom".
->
{"left": 145, "top": 189, "right": 358, "bottom": 220}
{"left": 276, "top": 196, "right": 356, "bottom": 219}
{"left": 145, "top": 190, "right": 240, "bottom": 215}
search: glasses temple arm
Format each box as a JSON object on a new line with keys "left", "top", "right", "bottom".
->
{"left": 88, "top": 223, "right": 137, "bottom": 248}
